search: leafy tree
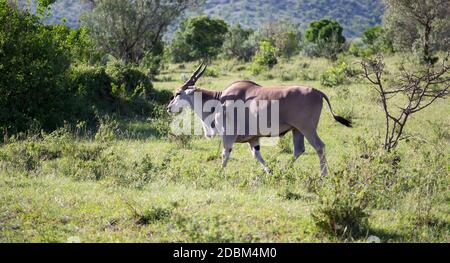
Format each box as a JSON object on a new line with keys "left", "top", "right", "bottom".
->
{"left": 50, "top": 25, "right": 99, "bottom": 64}
{"left": 304, "top": 19, "right": 346, "bottom": 60}
{"left": 82, "top": 0, "right": 199, "bottom": 64}
{"left": 222, "top": 24, "right": 255, "bottom": 61}
{"left": 0, "top": 0, "right": 73, "bottom": 133}
{"left": 384, "top": 0, "right": 450, "bottom": 64}
{"left": 362, "top": 26, "right": 383, "bottom": 47}
{"left": 348, "top": 26, "right": 393, "bottom": 57}
{"left": 360, "top": 26, "right": 393, "bottom": 55}
{"left": 170, "top": 15, "right": 228, "bottom": 62}
{"left": 305, "top": 19, "right": 345, "bottom": 45}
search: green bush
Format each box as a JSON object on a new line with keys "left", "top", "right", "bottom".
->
{"left": 0, "top": 127, "right": 75, "bottom": 173}
{"left": 71, "top": 65, "right": 111, "bottom": 94}
{"left": 312, "top": 196, "right": 369, "bottom": 239}
{"left": 251, "top": 41, "right": 278, "bottom": 74}
{"left": 320, "top": 62, "right": 358, "bottom": 87}
{"left": 0, "top": 2, "right": 159, "bottom": 135}
{"left": 305, "top": 19, "right": 345, "bottom": 46}
{"left": 310, "top": 133, "right": 430, "bottom": 240}
{"left": 203, "top": 67, "right": 220, "bottom": 77}
{"left": 312, "top": 157, "right": 374, "bottom": 239}
{"left": 70, "top": 64, "right": 122, "bottom": 123}
{"left": 0, "top": 2, "right": 73, "bottom": 133}
{"left": 106, "top": 61, "right": 152, "bottom": 98}
{"left": 70, "top": 62, "right": 168, "bottom": 126}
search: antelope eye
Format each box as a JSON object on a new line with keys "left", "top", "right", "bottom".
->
{"left": 170, "top": 96, "right": 174, "bottom": 100}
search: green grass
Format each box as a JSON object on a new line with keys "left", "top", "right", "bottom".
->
{"left": 1, "top": 55, "right": 449, "bottom": 242}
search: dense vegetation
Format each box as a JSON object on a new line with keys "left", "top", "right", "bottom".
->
{"left": 1, "top": 0, "right": 172, "bottom": 134}
{"left": 1, "top": 0, "right": 449, "bottom": 243}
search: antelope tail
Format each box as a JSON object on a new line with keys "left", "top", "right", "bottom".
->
{"left": 320, "top": 91, "right": 352, "bottom": 128}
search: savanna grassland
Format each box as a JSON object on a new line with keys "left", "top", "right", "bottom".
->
{"left": 1, "top": 55, "right": 449, "bottom": 243}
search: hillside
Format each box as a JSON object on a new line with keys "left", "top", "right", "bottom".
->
{"left": 19, "top": 0, "right": 384, "bottom": 38}
{"left": 201, "top": 0, "right": 384, "bottom": 38}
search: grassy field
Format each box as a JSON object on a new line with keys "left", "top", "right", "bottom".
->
{"left": 1, "top": 55, "right": 449, "bottom": 242}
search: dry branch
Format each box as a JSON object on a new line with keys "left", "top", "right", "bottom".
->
{"left": 361, "top": 54, "right": 449, "bottom": 150}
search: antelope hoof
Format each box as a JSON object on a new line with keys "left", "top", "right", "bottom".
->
{"left": 264, "top": 167, "right": 272, "bottom": 174}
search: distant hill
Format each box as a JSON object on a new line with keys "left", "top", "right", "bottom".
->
{"left": 17, "top": 0, "right": 92, "bottom": 28}
{"left": 18, "top": 0, "right": 384, "bottom": 38}
{"left": 201, "top": 0, "right": 384, "bottom": 38}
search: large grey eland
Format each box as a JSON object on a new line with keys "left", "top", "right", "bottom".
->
{"left": 167, "top": 62, "right": 352, "bottom": 176}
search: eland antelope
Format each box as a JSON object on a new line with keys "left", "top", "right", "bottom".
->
{"left": 167, "top": 62, "right": 352, "bottom": 176}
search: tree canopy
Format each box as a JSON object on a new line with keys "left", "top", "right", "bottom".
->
{"left": 222, "top": 24, "right": 255, "bottom": 61}
{"left": 171, "top": 15, "right": 228, "bottom": 62}
{"left": 304, "top": 19, "right": 346, "bottom": 60}
{"left": 384, "top": 0, "right": 450, "bottom": 63}
{"left": 305, "top": 19, "right": 345, "bottom": 45}
{"left": 82, "top": 0, "right": 200, "bottom": 63}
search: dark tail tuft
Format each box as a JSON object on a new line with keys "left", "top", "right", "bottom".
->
{"left": 319, "top": 90, "right": 353, "bottom": 128}
{"left": 334, "top": 115, "right": 352, "bottom": 128}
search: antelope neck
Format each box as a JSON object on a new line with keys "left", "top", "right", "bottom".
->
{"left": 191, "top": 88, "right": 222, "bottom": 132}
{"left": 196, "top": 88, "right": 222, "bottom": 102}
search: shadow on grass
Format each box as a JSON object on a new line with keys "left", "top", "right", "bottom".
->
{"left": 366, "top": 227, "right": 405, "bottom": 242}
{"left": 367, "top": 216, "right": 450, "bottom": 242}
